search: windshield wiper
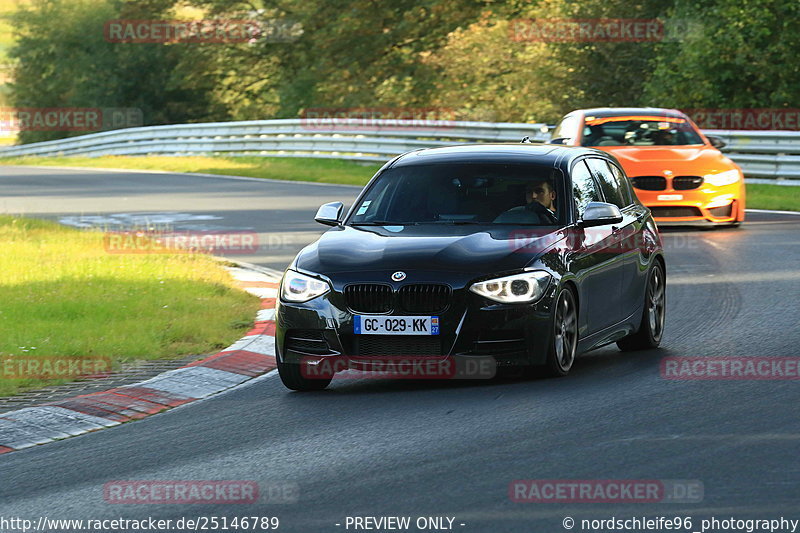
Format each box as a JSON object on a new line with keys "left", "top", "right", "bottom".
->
{"left": 350, "top": 221, "right": 413, "bottom": 226}
{"left": 429, "top": 220, "right": 483, "bottom": 225}
{"left": 491, "top": 222, "right": 560, "bottom": 226}
{"left": 351, "top": 220, "right": 484, "bottom": 226}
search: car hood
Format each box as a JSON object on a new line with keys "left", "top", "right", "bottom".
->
{"left": 597, "top": 145, "right": 737, "bottom": 174}
{"left": 294, "top": 225, "right": 564, "bottom": 277}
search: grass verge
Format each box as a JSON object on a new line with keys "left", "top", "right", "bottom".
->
{"left": 0, "top": 215, "right": 260, "bottom": 397}
{"left": 0, "top": 156, "right": 798, "bottom": 211}
{"left": 0, "top": 155, "right": 382, "bottom": 186}
{"left": 745, "top": 183, "right": 800, "bottom": 212}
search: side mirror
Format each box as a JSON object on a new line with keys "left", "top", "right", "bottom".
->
{"left": 579, "top": 202, "right": 623, "bottom": 228}
{"left": 706, "top": 135, "right": 727, "bottom": 150}
{"left": 315, "top": 201, "right": 343, "bottom": 226}
{"left": 548, "top": 137, "right": 570, "bottom": 145}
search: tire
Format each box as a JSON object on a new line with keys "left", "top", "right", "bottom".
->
{"left": 277, "top": 358, "right": 332, "bottom": 391}
{"left": 543, "top": 287, "right": 579, "bottom": 377}
{"left": 617, "top": 261, "right": 666, "bottom": 351}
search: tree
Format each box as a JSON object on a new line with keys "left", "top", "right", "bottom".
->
{"left": 9, "top": 0, "right": 226, "bottom": 143}
{"left": 423, "top": 11, "right": 571, "bottom": 123}
{"left": 644, "top": 0, "right": 800, "bottom": 110}
{"left": 423, "top": 0, "right": 673, "bottom": 123}
{"left": 191, "top": 0, "right": 492, "bottom": 118}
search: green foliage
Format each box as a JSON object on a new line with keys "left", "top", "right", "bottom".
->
{"left": 5, "top": 0, "right": 800, "bottom": 142}
{"left": 423, "top": 13, "right": 567, "bottom": 123}
{"left": 644, "top": 0, "right": 800, "bottom": 108}
{"left": 216, "top": 0, "right": 493, "bottom": 117}
{"left": 8, "top": 0, "right": 226, "bottom": 143}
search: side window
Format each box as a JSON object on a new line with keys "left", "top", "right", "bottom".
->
{"left": 570, "top": 160, "right": 601, "bottom": 218}
{"left": 586, "top": 158, "right": 627, "bottom": 208}
{"left": 551, "top": 114, "right": 580, "bottom": 144}
{"left": 608, "top": 162, "right": 635, "bottom": 207}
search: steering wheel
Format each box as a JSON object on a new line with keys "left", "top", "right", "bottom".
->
{"left": 525, "top": 201, "right": 558, "bottom": 224}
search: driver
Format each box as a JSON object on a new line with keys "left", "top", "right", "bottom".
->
{"left": 652, "top": 129, "right": 677, "bottom": 145}
{"left": 494, "top": 178, "right": 559, "bottom": 225}
{"left": 525, "top": 180, "right": 557, "bottom": 221}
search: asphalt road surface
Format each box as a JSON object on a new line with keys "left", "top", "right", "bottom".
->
{"left": 0, "top": 166, "right": 358, "bottom": 270}
{"left": 1, "top": 166, "right": 799, "bottom": 532}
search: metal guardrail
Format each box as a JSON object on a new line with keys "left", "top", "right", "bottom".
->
{"left": 0, "top": 120, "right": 551, "bottom": 162}
{"left": 0, "top": 119, "right": 798, "bottom": 181}
{"left": 703, "top": 129, "right": 800, "bottom": 179}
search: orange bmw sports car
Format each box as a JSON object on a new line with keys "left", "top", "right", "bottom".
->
{"left": 550, "top": 107, "right": 745, "bottom": 226}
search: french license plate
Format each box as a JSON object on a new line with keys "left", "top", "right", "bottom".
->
{"left": 354, "top": 315, "right": 439, "bottom": 335}
{"left": 657, "top": 194, "right": 683, "bottom": 201}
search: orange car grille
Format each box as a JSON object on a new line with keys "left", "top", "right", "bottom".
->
{"left": 631, "top": 176, "right": 667, "bottom": 190}
{"left": 650, "top": 206, "right": 703, "bottom": 218}
{"left": 673, "top": 176, "right": 704, "bottom": 190}
{"left": 632, "top": 175, "right": 704, "bottom": 191}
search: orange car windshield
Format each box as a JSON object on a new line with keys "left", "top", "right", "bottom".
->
{"left": 581, "top": 117, "right": 704, "bottom": 147}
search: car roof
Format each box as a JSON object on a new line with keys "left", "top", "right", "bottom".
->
{"left": 570, "top": 107, "right": 687, "bottom": 119}
{"left": 390, "top": 143, "right": 607, "bottom": 169}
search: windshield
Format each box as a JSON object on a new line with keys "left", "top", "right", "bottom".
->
{"left": 347, "top": 163, "right": 566, "bottom": 227}
{"left": 581, "top": 115, "right": 704, "bottom": 147}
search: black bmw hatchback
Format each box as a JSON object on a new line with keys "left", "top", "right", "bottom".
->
{"left": 275, "top": 144, "right": 666, "bottom": 390}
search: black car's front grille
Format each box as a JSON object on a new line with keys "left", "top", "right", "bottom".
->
{"left": 285, "top": 329, "right": 332, "bottom": 355}
{"left": 344, "top": 284, "right": 393, "bottom": 314}
{"left": 673, "top": 176, "right": 704, "bottom": 190}
{"left": 632, "top": 176, "right": 667, "bottom": 191}
{"left": 344, "top": 283, "right": 451, "bottom": 314}
{"left": 398, "top": 284, "right": 451, "bottom": 314}
{"left": 650, "top": 206, "right": 703, "bottom": 218}
{"left": 353, "top": 335, "right": 442, "bottom": 356}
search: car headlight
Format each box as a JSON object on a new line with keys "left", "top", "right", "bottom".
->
{"left": 704, "top": 169, "right": 740, "bottom": 187}
{"left": 469, "top": 271, "right": 552, "bottom": 304}
{"left": 281, "top": 270, "right": 331, "bottom": 303}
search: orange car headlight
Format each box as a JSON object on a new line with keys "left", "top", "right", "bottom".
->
{"left": 704, "top": 169, "right": 741, "bottom": 187}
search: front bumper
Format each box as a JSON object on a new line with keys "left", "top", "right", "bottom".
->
{"left": 275, "top": 277, "right": 559, "bottom": 370}
{"left": 633, "top": 184, "right": 745, "bottom": 225}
